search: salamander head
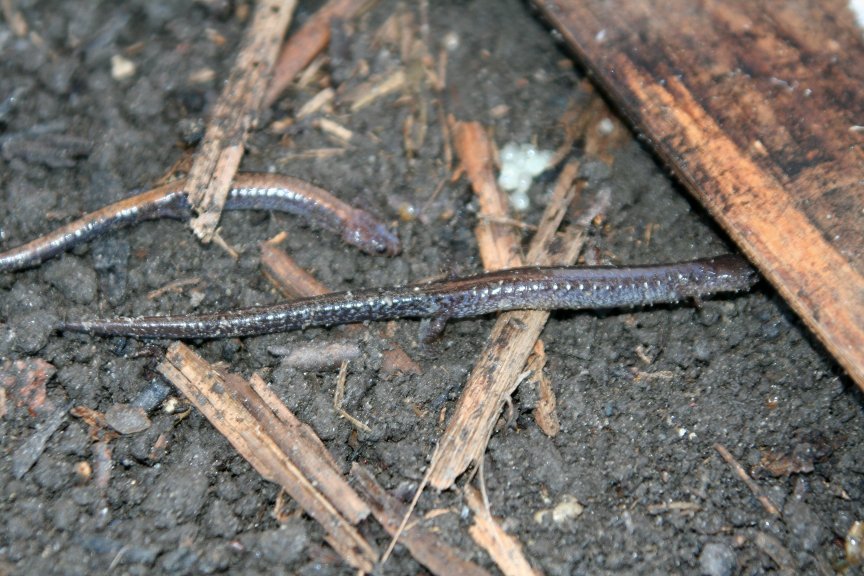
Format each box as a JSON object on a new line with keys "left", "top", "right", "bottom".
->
{"left": 343, "top": 211, "right": 401, "bottom": 256}
{"left": 708, "top": 254, "right": 759, "bottom": 291}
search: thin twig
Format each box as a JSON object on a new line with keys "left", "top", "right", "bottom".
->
{"left": 714, "top": 442, "right": 781, "bottom": 517}
{"left": 333, "top": 361, "right": 370, "bottom": 432}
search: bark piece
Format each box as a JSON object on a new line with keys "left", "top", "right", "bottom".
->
{"left": 453, "top": 121, "right": 522, "bottom": 271}
{"left": 535, "top": 0, "right": 864, "bottom": 390}
{"left": 528, "top": 340, "right": 560, "bottom": 437}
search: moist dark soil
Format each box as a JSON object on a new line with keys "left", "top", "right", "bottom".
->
{"left": 1, "top": 1, "right": 862, "bottom": 574}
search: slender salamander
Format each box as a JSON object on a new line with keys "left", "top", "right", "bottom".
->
{"left": 62, "top": 255, "right": 758, "bottom": 339}
{"left": 0, "top": 173, "right": 400, "bottom": 273}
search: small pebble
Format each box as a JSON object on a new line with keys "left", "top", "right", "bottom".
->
{"left": 699, "top": 542, "right": 736, "bottom": 576}
{"left": 443, "top": 31, "right": 460, "bottom": 52}
{"left": 104, "top": 404, "right": 151, "bottom": 434}
{"left": 597, "top": 117, "right": 615, "bottom": 135}
{"left": 551, "top": 495, "right": 585, "bottom": 523}
{"left": 255, "top": 522, "right": 309, "bottom": 564}
{"left": 534, "top": 495, "right": 585, "bottom": 525}
{"left": 131, "top": 379, "right": 171, "bottom": 412}
{"left": 110, "top": 54, "right": 136, "bottom": 80}
{"left": 160, "top": 547, "right": 198, "bottom": 573}
{"left": 784, "top": 499, "right": 825, "bottom": 551}
{"left": 8, "top": 309, "right": 57, "bottom": 354}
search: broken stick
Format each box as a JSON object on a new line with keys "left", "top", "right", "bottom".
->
{"left": 453, "top": 121, "right": 522, "bottom": 270}
{"left": 427, "top": 158, "right": 585, "bottom": 489}
{"left": 186, "top": 0, "right": 297, "bottom": 242}
{"left": 157, "top": 342, "right": 377, "bottom": 571}
{"left": 465, "top": 486, "right": 540, "bottom": 576}
{"left": 260, "top": 235, "right": 331, "bottom": 299}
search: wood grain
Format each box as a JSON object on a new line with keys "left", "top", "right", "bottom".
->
{"left": 534, "top": 0, "right": 864, "bottom": 389}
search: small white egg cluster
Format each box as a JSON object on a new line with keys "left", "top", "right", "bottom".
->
{"left": 497, "top": 142, "right": 553, "bottom": 210}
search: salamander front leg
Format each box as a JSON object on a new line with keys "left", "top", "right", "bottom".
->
{"left": 418, "top": 314, "right": 450, "bottom": 344}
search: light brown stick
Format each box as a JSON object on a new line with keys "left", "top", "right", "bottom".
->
{"left": 0, "top": 0, "right": 28, "bottom": 37}
{"left": 225, "top": 372, "right": 369, "bottom": 523}
{"left": 351, "top": 463, "right": 493, "bottom": 576}
{"left": 247, "top": 374, "right": 344, "bottom": 476}
{"left": 427, "top": 159, "right": 585, "bottom": 490}
{"left": 260, "top": 238, "right": 330, "bottom": 298}
{"left": 264, "top": 0, "right": 373, "bottom": 108}
{"left": 538, "top": 0, "right": 864, "bottom": 391}
{"left": 186, "top": 0, "right": 297, "bottom": 242}
{"left": 157, "top": 343, "right": 377, "bottom": 570}
{"left": 527, "top": 340, "right": 560, "bottom": 437}
{"left": 465, "top": 486, "right": 540, "bottom": 576}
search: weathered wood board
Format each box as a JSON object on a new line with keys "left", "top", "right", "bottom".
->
{"left": 535, "top": 0, "right": 864, "bottom": 390}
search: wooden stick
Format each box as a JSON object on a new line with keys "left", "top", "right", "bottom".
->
{"left": 536, "top": 0, "right": 864, "bottom": 390}
{"left": 528, "top": 340, "right": 560, "bottom": 437}
{"left": 351, "top": 464, "right": 492, "bottom": 576}
{"left": 247, "top": 374, "right": 344, "bottom": 475}
{"left": 157, "top": 343, "right": 377, "bottom": 570}
{"left": 714, "top": 442, "right": 781, "bottom": 517}
{"left": 427, "top": 159, "right": 585, "bottom": 490}
{"left": 264, "top": 0, "right": 372, "bottom": 108}
{"left": 347, "top": 68, "right": 407, "bottom": 112}
{"left": 295, "top": 87, "right": 335, "bottom": 119}
{"left": 456, "top": 120, "right": 563, "bottom": 442}
{"left": 226, "top": 372, "right": 370, "bottom": 522}
{"left": 0, "top": 0, "right": 28, "bottom": 37}
{"left": 260, "top": 238, "right": 330, "bottom": 298}
{"left": 465, "top": 486, "right": 540, "bottom": 576}
{"left": 185, "top": 0, "right": 297, "bottom": 242}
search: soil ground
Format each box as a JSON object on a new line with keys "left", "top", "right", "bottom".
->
{"left": 1, "top": 1, "right": 862, "bottom": 574}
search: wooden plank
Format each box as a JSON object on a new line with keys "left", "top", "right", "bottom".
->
{"left": 534, "top": 0, "right": 864, "bottom": 389}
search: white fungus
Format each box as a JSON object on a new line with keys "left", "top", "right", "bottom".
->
{"left": 497, "top": 142, "right": 553, "bottom": 210}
